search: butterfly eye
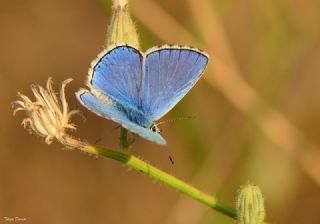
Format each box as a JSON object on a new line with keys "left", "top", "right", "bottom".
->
{"left": 151, "top": 125, "right": 157, "bottom": 132}
{"left": 151, "top": 124, "right": 161, "bottom": 134}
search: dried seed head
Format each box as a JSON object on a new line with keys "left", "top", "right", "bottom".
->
{"left": 12, "top": 78, "right": 81, "bottom": 147}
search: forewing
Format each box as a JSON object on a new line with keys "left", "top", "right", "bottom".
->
{"left": 88, "top": 45, "right": 143, "bottom": 108}
{"left": 142, "top": 46, "right": 209, "bottom": 120}
{"left": 76, "top": 89, "right": 166, "bottom": 145}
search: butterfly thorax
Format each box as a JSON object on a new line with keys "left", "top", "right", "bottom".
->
{"left": 114, "top": 100, "right": 153, "bottom": 129}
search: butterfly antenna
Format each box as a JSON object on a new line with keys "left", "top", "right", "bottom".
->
{"left": 156, "top": 116, "right": 196, "bottom": 126}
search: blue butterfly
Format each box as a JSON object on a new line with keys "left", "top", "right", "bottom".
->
{"left": 76, "top": 44, "right": 209, "bottom": 145}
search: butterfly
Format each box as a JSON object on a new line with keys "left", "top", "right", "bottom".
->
{"left": 76, "top": 44, "right": 209, "bottom": 145}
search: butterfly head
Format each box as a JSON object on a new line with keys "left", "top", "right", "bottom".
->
{"left": 150, "top": 123, "right": 162, "bottom": 134}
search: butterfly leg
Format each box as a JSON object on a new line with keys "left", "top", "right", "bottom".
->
{"left": 127, "top": 133, "right": 137, "bottom": 147}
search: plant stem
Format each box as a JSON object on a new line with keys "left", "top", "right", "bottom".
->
{"left": 119, "top": 127, "right": 128, "bottom": 151}
{"left": 84, "top": 145, "right": 238, "bottom": 220}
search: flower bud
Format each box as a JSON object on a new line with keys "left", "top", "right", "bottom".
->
{"left": 106, "top": 0, "right": 140, "bottom": 48}
{"left": 237, "top": 184, "right": 266, "bottom": 224}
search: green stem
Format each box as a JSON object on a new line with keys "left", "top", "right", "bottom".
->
{"left": 84, "top": 145, "right": 238, "bottom": 220}
{"left": 119, "top": 127, "right": 128, "bottom": 151}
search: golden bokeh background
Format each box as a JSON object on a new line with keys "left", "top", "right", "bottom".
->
{"left": 1, "top": 0, "right": 320, "bottom": 223}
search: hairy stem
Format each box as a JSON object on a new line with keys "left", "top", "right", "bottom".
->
{"left": 84, "top": 144, "right": 237, "bottom": 220}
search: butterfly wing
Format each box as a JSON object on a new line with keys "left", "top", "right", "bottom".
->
{"left": 79, "top": 44, "right": 208, "bottom": 145}
{"left": 141, "top": 46, "right": 209, "bottom": 120}
{"left": 88, "top": 45, "right": 143, "bottom": 108}
{"left": 76, "top": 89, "right": 166, "bottom": 145}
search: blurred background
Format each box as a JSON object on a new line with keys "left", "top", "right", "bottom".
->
{"left": 1, "top": 0, "right": 320, "bottom": 223}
